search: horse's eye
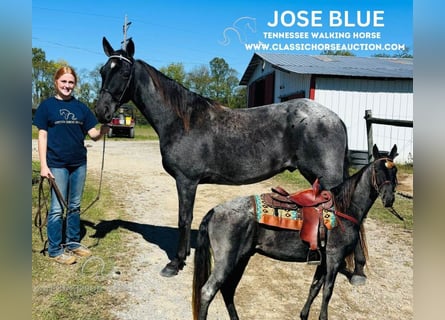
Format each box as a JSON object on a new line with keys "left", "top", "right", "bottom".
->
{"left": 121, "top": 70, "right": 131, "bottom": 78}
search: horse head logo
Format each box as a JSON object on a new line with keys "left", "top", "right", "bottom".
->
{"left": 219, "top": 17, "right": 257, "bottom": 46}
{"left": 60, "top": 109, "right": 77, "bottom": 121}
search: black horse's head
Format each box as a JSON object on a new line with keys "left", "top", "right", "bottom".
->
{"left": 372, "top": 144, "right": 399, "bottom": 208}
{"left": 95, "top": 37, "right": 135, "bottom": 123}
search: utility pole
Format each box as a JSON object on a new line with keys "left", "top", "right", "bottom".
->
{"left": 122, "top": 14, "right": 132, "bottom": 50}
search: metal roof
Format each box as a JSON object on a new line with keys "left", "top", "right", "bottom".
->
{"left": 239, "top": 53, "right": 413, "bottom": 85}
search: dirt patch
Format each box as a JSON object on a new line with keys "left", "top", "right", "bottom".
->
{"left": 58, "top": 140, "right": 412, "bottom": 319}
{"left": 396, "top": 173, "right": 413, "bottom": 198}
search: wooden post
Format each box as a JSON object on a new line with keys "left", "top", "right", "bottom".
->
{"left": 365, "top": 109, "right": 373, "bottom": 163}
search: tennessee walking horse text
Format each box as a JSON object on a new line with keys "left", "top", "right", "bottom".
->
{"left": 192, "top": 145, "right": 399, "bottom": 320}
{"left": 95, "top": 37, "right": 353, "bottom": 277}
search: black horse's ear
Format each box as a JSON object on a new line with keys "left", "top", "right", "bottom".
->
{"left": 372, "top": 144, "right": 380, "bottom": 160}
{"left": 102, "top": 37, "right": 114, "bottom": 57}
{"left": 126, "top": 38, "right": 135, "bottom": 57}
{"left": 389, "top": 144, "right": 398, "bottom": 160}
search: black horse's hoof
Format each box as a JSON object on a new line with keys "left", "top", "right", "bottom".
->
{"left": 160, "top": 264, "right": 178, "bottom": 277}
{"left": 350, "top": 275, "right": 367, "bottom": 286}
{"left": 159, "top": 260, "right": 185, "bottom": 277}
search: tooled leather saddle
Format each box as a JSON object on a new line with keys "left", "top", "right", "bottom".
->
{"left": 253, "top": 179, "right": 335, "bottom": 252}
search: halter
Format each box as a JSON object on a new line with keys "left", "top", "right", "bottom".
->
{"left": 371, "top": 157, "right": 397, "bottom": 194}
{"left": 333, "top": 157, "right": 396, "bottom": 227}
{"left": 100, "top": 54, "right": 134, "bottom": 105}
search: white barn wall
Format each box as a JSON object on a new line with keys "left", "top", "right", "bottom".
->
{"left": 246, "top": 61, "right": 413, "bottom": 163}
{"left": 274, "top": 71, "right": 311, "bottom": 101}
{"left": 314, "top": 77, "right": 413, "bottom": 163}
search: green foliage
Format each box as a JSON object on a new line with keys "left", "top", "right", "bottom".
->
{"left": 230, "top": 85, "right": 248, "bottom": 109}
{"left": 32, "top": 47, "right": 247, "bottom": 112}
{"left": 186, "top": 64, "right": 212, "bottom": 97}
{"left": 32, "top": 48, "right": 102, "bottom": 110}
{"left": 207, "top": 57, "right": 239, "bottom": 106}
{"left": 373, "top": 47, "right": 413, "bottom": 58}
{"left": 159, "top": 62, "right": 187, "bottom": 85}
{"left": 32, "top": 48, "right": 59, "bottom": 109}
{"left": 167, "top": 57, "right": 245, "bottom": 109}
{"left": 321, "top": 50, "right": 355, "bottom": 56}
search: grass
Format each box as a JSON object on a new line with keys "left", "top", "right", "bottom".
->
{"left": 32, "top": 161, "right": 130, "bottom": 320}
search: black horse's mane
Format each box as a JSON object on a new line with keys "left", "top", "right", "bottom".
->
{"left": 331, "top": 163, "right": 371, "bottom": 213}
{"left": 139, "top": 60, "right": 224, "bottom": 131}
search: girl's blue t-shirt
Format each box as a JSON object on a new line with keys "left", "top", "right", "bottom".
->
{"left": 33, "top": 96, "right": 98, "bottom": 167}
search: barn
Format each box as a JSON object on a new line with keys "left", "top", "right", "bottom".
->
{"left": 239, "top": 53, "right": 413, "bottom": 164}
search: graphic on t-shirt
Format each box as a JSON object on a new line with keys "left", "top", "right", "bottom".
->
{"left": 60, "top": 109, "right": 78, "bottom": 121}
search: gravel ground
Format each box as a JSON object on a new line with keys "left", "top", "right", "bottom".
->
{"left": 35, "top": 140, "right": 413, "bottom": 320}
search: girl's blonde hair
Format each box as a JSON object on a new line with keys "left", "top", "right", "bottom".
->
{"left": 53, "top": 66, "right": 78, "bottom": 87}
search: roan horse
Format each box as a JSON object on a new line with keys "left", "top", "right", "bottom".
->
{"left": 95, "top": 37, "right": 352, "bottom": 277}
{"left": 192, "top": 144, "right": 399, "bottom": 320}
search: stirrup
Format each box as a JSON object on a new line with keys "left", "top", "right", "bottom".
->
{"left": 307, "top": 249, "right": 322, "bottom": 265}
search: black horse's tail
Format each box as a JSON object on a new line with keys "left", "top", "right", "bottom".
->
{"left": 345, "top": 224, "right": 369, "bottom": 271}
{"left": 192, "top": 210, "right": 214, "bottom": 320}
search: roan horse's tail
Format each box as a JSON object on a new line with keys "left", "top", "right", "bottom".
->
{"left": 192, "top": 210, "right": 214, "bottom": 320}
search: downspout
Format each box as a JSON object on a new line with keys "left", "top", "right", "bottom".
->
{"left": 309, "top": 75, "right": 316, "bottom": 100}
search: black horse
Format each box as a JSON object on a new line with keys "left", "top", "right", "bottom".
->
{"left": 192, "top": 144, "right": 399, "bottom": 320}
{"left": 95, "top": 37, "right": 352, "bottom": 277}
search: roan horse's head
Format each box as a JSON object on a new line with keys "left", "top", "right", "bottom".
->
{"left": 372, "top": 144, "right": 399, "bottom": 208}
{"left": 95, "top": 37, "right": 135, "bottom": 123}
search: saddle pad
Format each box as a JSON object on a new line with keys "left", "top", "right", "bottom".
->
{"left": 252, "top": 195, "right": 338, "bottom": 231}
{"left": 252, "top": 194, "right": 303, "bottom": 230}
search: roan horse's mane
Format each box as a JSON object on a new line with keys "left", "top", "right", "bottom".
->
{"left": 139, "top": 60, "right": 225, "bottom": 131}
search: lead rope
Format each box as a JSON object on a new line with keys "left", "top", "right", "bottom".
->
{"left": 33, "top": 133, "right": 107, "bottom": 254}
{"left": 81, "top": 133, "right": 106, "bottom": 214}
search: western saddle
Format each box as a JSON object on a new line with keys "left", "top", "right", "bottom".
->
{"left": 260, "top": 179, "right": 334, "bottom": 265}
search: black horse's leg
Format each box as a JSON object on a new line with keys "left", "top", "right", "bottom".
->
{"left": 318, "top": 262, "right": 341, "bottom": 320}
{"left": 300, "top": 264, "right": 326, "bottom": 320}
{"left": 160, "top": 178, "right": 198, "bottom": 277}
{"left": 338, "top": 242, "right": 367, "bottom": 285}
{"left": 350, "top": 241, "right": 367, "bottom": 285}
{"left": 220, "top": 255, "right": 251, "bottom": 320}
{"left": 339, "top": 227, "right": 367, "bottom": 285}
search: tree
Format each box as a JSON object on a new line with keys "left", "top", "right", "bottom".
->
{"left": 32, "top": 48, "right": 69, "bottom": 108}
{"left": 159, "top": 63, "right": 187, "bottom": 85}
{"left": 208, "top": 57, "right": 239, "bottom": 106}
{"left": 86, "top": 64, "right": 103, "bottom": 106}
{"left": 185, "top": 64, "right": 212, "bottom": 97}
{"left": 229, "top": 86, "right": 247, "bottom": 109}
{"left": 321, "top": 50, "right": 355, "bottom": 56}
{"left": 32, "top": 48, "right": 103, "bottom": 110}
{"left": 32, "top": 48, "right": 53, "bottom": 108}
{"left": 373, "top": 47, "right": 413, "bottom": 58}
{"left": 184, "top": 58, "right": 241, "bottom": 108}
{"left": 74, "top": 68, "right": 93, "bottom": 106}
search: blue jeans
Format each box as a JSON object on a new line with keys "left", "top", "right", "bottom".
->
{"left": 47, "top": 165, "right": 86, "bottom": 257}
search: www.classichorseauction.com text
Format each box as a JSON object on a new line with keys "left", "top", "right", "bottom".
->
{"left": 243, "top": 9, "right": 405, "bottom": 53}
